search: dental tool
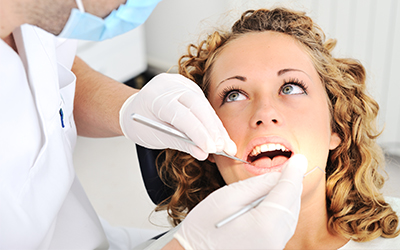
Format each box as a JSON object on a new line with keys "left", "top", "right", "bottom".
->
{"left": 215, "top": 166, "right": 325, "bottom": 228}
{"left": 131, "top": 113, "right": 252, "bottom": 164}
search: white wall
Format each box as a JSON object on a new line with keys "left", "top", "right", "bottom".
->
{"left": 145, "top": 0, "right": 400, "bottom": 155}
{"left": 77, "top": 25, "right": 147, "bottom": 83}
{"left": 144, "top": 0, "right": 230, "bottom": 71}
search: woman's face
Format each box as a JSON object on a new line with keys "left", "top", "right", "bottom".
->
{"left": 207, "top": 31, "right": 341, "bottom": 188}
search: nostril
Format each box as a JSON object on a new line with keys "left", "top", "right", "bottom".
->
{"left": 256, "top": 119, "right": 278, "bottom": 126}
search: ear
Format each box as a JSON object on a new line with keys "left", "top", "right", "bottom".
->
{"left": 207, "top": 154, "right": 216, "bottom": 163}
{"left": 329, "top": 132, "right": 341, "bottom": 150}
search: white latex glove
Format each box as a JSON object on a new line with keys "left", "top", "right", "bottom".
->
{"left": 174, "top": 154, "right": 308, "bottom": 250}
{"left": 120, "top": 73, "right": 236, "bottom": 160}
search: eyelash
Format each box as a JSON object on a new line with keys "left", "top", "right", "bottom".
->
{"left": 219, "top": 86, "right": 246, "bottom": 104}
{"left": 219, "top": 78, "right": 308, "bottom": 104}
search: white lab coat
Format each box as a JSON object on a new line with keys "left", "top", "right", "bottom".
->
{"left": 0, "top": 24, "right": 109, "bottom": 249}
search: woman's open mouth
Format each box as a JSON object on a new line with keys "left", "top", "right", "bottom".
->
{"left": 248, "top": 143, "right": 292, "bottom": 162}
{"left": 243, "top": 138, "right": 294, "bottom": 175}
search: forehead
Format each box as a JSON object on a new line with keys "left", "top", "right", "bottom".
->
{"left": 210, "top": 31, "right": 316, "bottom": 81}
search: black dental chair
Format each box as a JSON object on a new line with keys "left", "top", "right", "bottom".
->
{"left": 135, "top": 145, "right": 174, "bottom": 243}
{"left": 136, "top": 144, "right": 173, "bottom": 205}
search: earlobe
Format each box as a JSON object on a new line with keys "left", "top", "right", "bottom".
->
{"left": 329, "top": 132, "right": 341, "bottom": 150}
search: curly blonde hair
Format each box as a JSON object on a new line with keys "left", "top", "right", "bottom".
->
{"left": 155, "top": 7, "right": 399, "bottom": 241}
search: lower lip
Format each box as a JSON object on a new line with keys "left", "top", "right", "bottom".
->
{"left": 244, "top": 156, "right": 290, "bottom": 175}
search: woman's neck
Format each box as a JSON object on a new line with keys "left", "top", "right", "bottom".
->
{"left": 284, "top": 180, "right": 348, "bottom": 250}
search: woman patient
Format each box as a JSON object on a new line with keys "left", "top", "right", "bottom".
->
{"left": 150, "top": 7, "right": 399, "bottom": 249}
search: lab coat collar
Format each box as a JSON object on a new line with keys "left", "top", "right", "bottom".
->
{"left": 13, "top": 25, "right": 60, "bottom": 123}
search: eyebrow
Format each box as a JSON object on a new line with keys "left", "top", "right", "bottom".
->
{"left": 278, "top": 68, "right": 312, "bottom": 79}
{"left": 217, "top": 68, "right": 312, "bottom": 88}
{"left": 217, "top": 75, "right": 247, "bottom": 88}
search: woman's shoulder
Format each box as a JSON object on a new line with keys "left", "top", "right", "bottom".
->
{"left": 339, "top": 196, "right": 400, "bottom": 250}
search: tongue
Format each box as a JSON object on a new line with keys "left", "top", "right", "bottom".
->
{"left": 252, "top": 155, "right": 289, "bottom": 168}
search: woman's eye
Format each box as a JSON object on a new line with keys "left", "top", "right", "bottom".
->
{"left": 226, "top": 91, "right": 247, "bottom": 102}
{"left": 281, "top": 84, "right": 306, "bottom": 95}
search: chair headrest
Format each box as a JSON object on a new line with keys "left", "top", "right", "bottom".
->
{"left": 136, "top": 144, "right": 174, "bottom": 205}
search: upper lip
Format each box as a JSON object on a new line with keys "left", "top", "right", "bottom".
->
{"left": 242, "top": 136, "right": 295, "bottom": 162}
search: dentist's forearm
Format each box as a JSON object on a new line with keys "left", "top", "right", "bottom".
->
{"left": 72, "top": 56, "right": 138, "bottom": 137}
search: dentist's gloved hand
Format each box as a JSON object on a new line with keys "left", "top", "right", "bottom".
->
{"left": 173, "top": 154, "right": 308, "bottom": 250}
{"left": 119, "top": 73, "right": 236, "bottom": 160}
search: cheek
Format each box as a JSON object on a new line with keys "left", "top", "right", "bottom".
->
{"left": 215, "top": 108, "right": 247, "bottom": 141}
{"left": 292, "top": 101, "right": 333, "bottom": 167}
{"left": 290, "top": 95, "right": 331, "bottom": 135}
{"left": 89, "top": 0, "right": 125, "bottom": 18}
{"left": 213, "top": 156, "right": 236, "bottom": 184}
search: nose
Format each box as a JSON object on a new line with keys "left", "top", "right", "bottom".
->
{"left": 250, "top": 98, "right": 283, "bottom": 128}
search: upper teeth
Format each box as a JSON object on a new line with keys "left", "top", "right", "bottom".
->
{"left": 249, "top": 143, "right": 289, "bottom": 157}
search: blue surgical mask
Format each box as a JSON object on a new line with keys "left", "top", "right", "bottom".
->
{"left": 58, "top": 0, "right": 161, "bottom": 41}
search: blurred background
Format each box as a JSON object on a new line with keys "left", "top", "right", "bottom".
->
{"left": 74, "top": 0, "right": 400, "bottom": 233}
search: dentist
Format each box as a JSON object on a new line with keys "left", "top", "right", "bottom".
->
{"left": 0, "top": 0, "right": 305, "bottom": 249}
